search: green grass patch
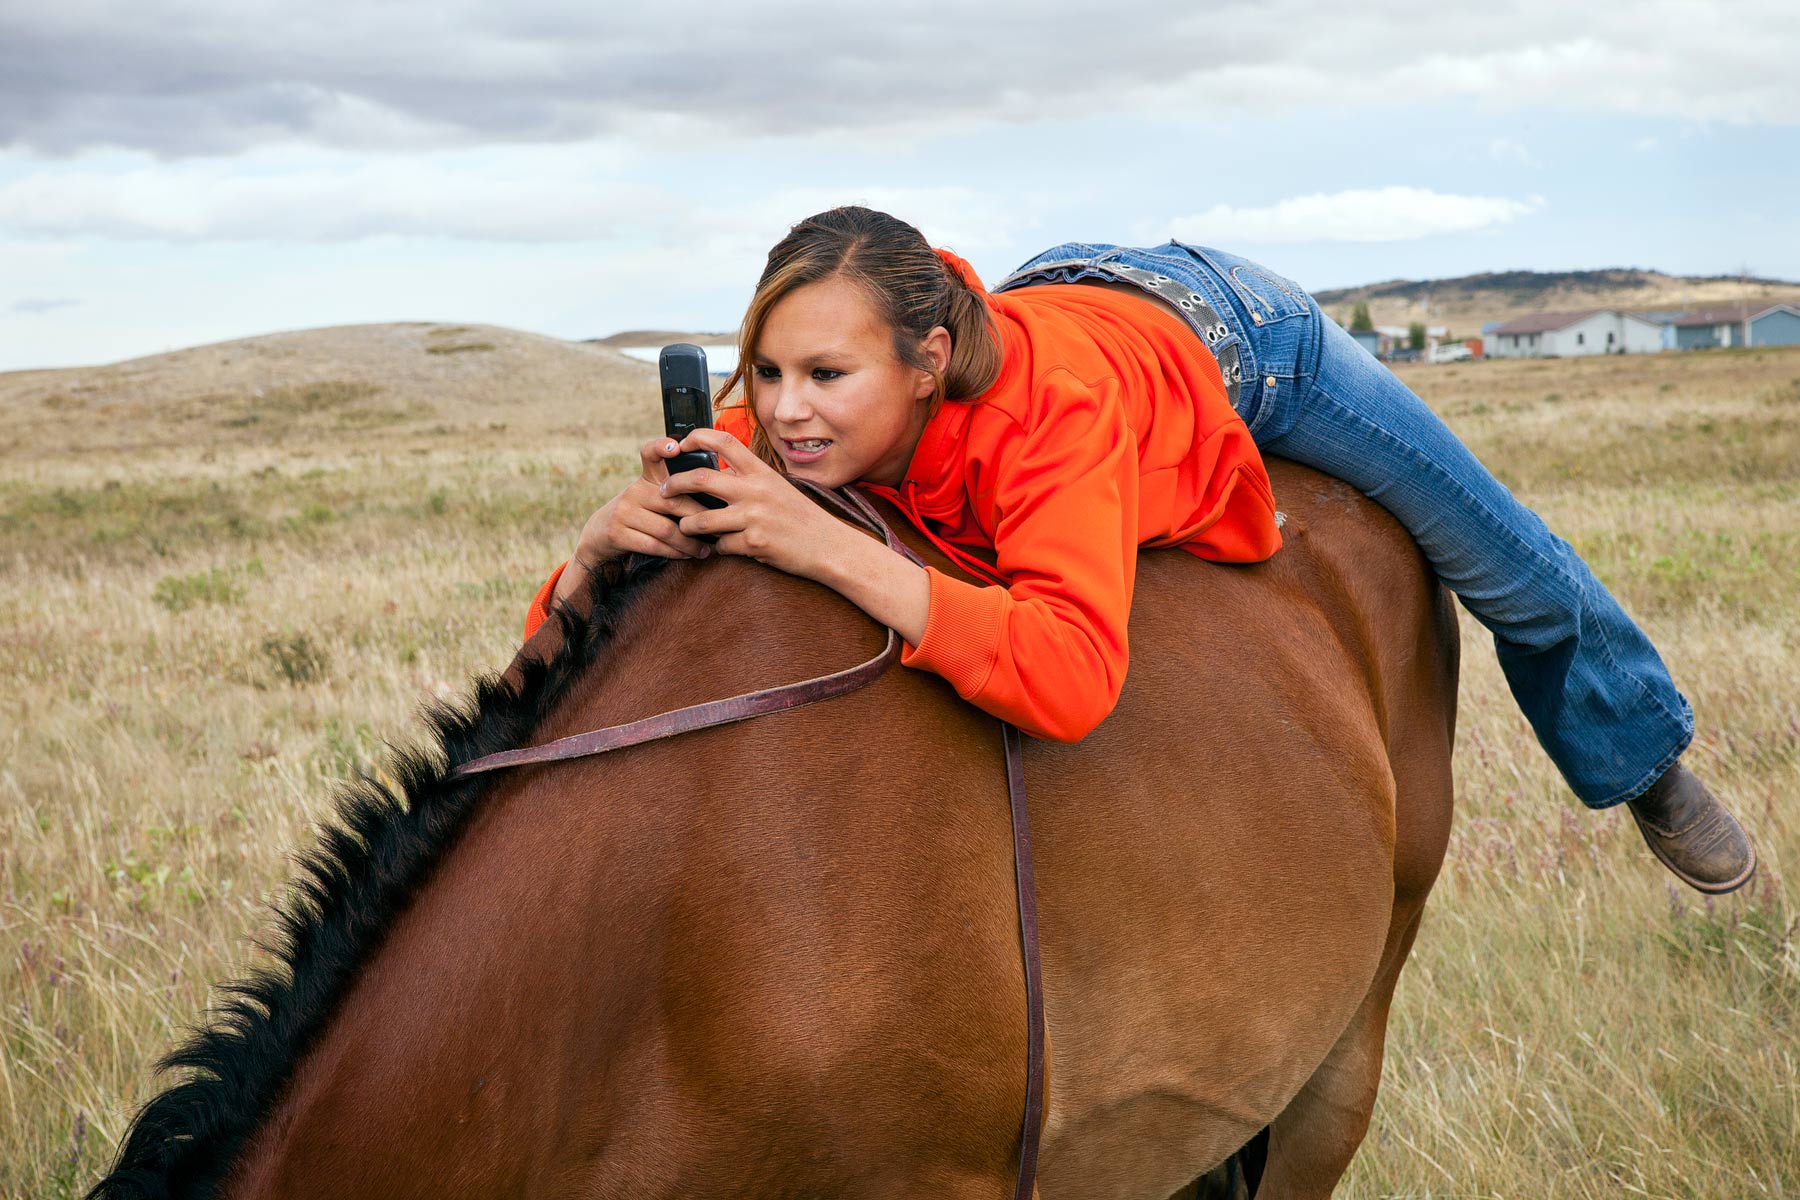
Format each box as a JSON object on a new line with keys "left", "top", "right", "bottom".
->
{"left": 1574, "top": 524, "right": 1800, "bottom": 619}
{"left": 284, "top": 502, "right": 337, "bottom": 530}
{"left": 217, "top": 380, "right": 384, "bottom": 428}
{"left": 150, "top": 560, "right": 264, "bottom": 612}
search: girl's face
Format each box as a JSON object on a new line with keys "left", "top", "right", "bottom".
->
{"left": 750, "top": 274, "right": 948, "bottom": 489}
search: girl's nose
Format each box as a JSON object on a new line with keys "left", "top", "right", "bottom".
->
{"left": 771, "top": 382, "right": 813, "bottom": 424}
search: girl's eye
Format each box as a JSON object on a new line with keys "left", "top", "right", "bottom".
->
{"left": 812, "top": 368, "right": 842, "bottom": 381}
{"left": 753, "top": 365, "right": 779, "bottom": 381}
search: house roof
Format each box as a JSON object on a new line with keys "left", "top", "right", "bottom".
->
{"left": 1664, "top": 304, "right": 1759, "bottom": 327}
{"left": 1489, "top": 309, "right": 1612, "bottom": 335}
{"left": 1633, "top": 303, "right": 1800, "bottom": 327}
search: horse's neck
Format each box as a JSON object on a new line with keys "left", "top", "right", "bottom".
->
{"left": 225, "top": 555, "right": 943, "bottom": 1196}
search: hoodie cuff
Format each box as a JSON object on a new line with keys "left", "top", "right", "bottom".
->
{"left": 523, "top": 560, "right": 568, "bottom": 641}
{"left": 899, "top": 566, "right": 1005, "bottom": 700}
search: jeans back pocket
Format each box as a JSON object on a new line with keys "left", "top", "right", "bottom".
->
{"left": 1173, "top": 242, "right": 1313, "bottom": 326}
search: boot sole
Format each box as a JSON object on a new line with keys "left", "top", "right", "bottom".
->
{"left": 1631, "top": 813, "right": 1758, "bottom": 895}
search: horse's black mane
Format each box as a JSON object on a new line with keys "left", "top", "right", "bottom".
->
{"left": 88, "top": 554, "right": 674, "bottom": 1200}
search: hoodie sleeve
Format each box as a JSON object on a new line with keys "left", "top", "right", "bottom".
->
{"left": 522, "top": 403, "right": 755, "bottom": 641}
{"left": 899, "top": 366, "right": 1139, "bottom": 743}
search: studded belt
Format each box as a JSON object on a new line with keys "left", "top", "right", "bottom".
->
{"left": 991, "top": 258, "right": 1246, "bottom": 411}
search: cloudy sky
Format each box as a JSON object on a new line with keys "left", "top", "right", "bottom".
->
{"left": 2, "top": 0, "right": 1796, "bottom": 371}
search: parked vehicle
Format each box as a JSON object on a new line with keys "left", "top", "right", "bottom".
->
{"left": 1429, "top": 343, "right": 1473, "bottom": 364}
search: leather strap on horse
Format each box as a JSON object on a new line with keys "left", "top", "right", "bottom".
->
{"left": 450, "top": 480, "right": 1047, "bottom": 1197}
{"left": 1003, "top": 719, "right": 1046, "bottom": 1200}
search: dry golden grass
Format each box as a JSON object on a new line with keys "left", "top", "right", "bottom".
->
{"left": 2, "top": 327, "right": 1797, "bottom": 1197}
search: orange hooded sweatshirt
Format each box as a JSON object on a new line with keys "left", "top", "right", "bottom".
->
{"left": 523, "top": 248, "right": 1281, "bottom": 743}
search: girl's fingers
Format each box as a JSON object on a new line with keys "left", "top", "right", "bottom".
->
{"left": 676, "top": 496, "right": 751, "bottom": 539}
{"left": 612, "top": 526, "right": 694, "bottom": 560}
{"left": 642, "top": 486, "right": 708, "bottom": 521}
{"left": 661, "top": 464, "right": 740, "bottom": 505}
{"left": 637, "top": 436, "right": 680, "bottom": 481}
{"left": 620, "top": 509, "right": 710, "bottom": 559}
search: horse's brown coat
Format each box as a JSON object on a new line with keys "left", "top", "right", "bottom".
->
{"left": 221, "top": 459, "right": 1458, "bottom": 1199}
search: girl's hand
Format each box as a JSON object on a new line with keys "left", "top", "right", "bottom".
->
{"left": 660, "top": 428, "right": 849, "bottom": 579}
{"left": 575, "top": 436, "right": 715, "bottom": 565}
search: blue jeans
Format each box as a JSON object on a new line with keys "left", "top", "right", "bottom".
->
{"left": 994, "top": 240, "right": 1693, "bottom": 809}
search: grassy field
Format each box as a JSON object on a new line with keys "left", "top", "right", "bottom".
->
{"left": 2, "top": 328, "right": 1796, "bottom": 1197}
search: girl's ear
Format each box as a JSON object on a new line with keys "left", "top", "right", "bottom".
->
{"left": 913, "top": 325, "right": 952, "bottom": 401}
{"left": 923, "top": 325, "right": 951, "bottom": 374}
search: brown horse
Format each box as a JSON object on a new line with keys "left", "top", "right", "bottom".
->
{"left": 90, "top": 457, "right": 1458, "bottom": 1200}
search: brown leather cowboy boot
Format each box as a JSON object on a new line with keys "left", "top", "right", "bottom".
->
{"left": 1625, "top": 762, "right": 1757, "bottom": 894}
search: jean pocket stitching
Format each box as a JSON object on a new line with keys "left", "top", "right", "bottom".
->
{"left": 1178, "top": 241, "right": 1309, "bottom": 324}
{"left": 1228, "top": 265, "right": 1309, "bottom": 323}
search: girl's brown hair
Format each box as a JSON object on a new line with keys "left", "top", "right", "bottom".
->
{"left": 714, "top": 206, "right": 1003, "bottom": 470}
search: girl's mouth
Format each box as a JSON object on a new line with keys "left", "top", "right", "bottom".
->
{"left": 782, "top": 438, "right": 833, "bottom": 464}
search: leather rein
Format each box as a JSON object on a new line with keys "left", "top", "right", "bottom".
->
{"left": 450, "top": 481, "right": 1046, "bottom": 1199}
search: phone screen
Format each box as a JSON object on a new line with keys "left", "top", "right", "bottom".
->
{"left": 666, "top": 386, "right": 707, "bottom": 437}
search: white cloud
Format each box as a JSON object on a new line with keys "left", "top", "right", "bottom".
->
{"left": 1166, "top": 187, "right": 1545, "bottom": 244}
{"left": 0, "top": 149, "right": 1024, "bottom": 251}
{"left": 0, "top": 150, "right": 665, "bottom": 242}
{"left": 2, "top": 0, "right": 1795, "bottom": 159}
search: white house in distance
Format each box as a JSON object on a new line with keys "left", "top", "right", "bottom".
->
{"left": 1485, "top": 309, "right": 1664, "bottom": 358}
{"left": 1370, "top": 324, "right": 1449, "bottom": 357}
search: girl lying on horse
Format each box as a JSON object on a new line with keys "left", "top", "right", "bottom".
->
{"left": 523, "top": 205, "right": 1754, "bottom": 895}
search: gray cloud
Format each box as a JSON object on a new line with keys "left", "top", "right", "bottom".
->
{"left": 11, "top": 296, "right": 81, "bottom": 313}
{"left": 3, "top": 0, "right": 1796, "bottom": 158}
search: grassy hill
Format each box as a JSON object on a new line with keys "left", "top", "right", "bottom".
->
{"left": 0, "top": 322, "right": 675, "bottom": 467}
{"left": 586, "top": 328, "right": 738, "bottom": 348}
{"left": 1313, "top": 268, "right": 1800, "bottom": 339}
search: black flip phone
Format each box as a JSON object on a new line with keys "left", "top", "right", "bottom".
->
{"left": 659, "top": 343, "right": 728, "bottom": 511}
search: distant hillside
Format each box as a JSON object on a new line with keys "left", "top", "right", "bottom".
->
{"left": 588, "top": 329, "right": 737, "bottom": 348}
{"left": 0, "top": 322, "right": 669, "bottom": 459}
{"left": 1313, "top": 269, "right": 1800, "bottom": 339}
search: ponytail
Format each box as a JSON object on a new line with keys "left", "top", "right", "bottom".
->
{"left": 931, "top": 249, "right": 1004, "bottom": 412}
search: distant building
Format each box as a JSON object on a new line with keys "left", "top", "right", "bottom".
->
{"left": 1486, "top": 309, "right": 1662, "bottom": 358}
{"left": 1327, "top": 316, "right": 1420, "bottom": 359}
{"left": 1749, "top": 304, "right": 1800, "bottom": 347}
{"left": 1646, "top": 303, "right": 1800, "bottom": 350}
{"left": 1663, "top": 305, "right": 1754, "bottom": 350}
{"left": 1371, "top": 324, "right": 1448, "bottom": 358}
